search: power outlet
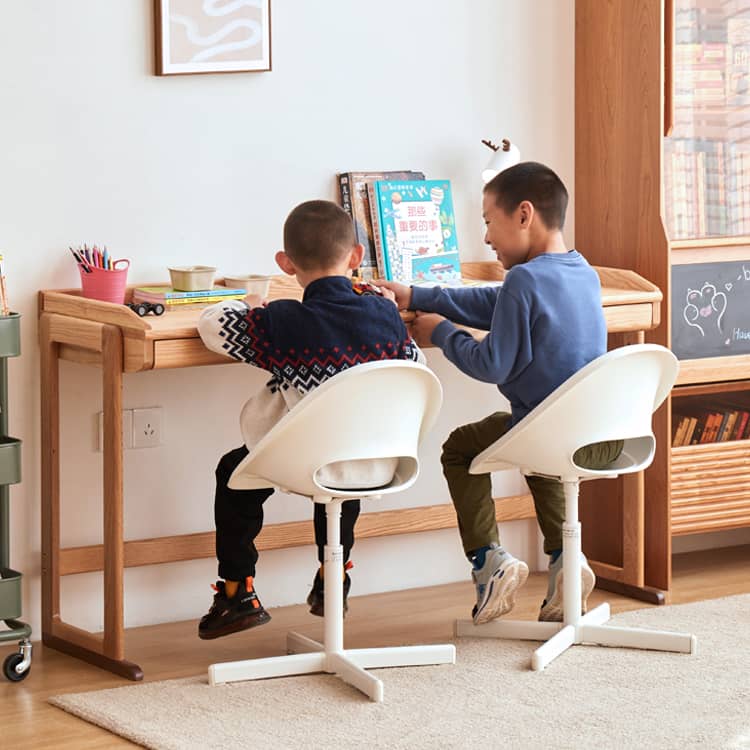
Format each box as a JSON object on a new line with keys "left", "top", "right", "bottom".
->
{"left": 132, "top": 407, "right": 163, "bottom": 448}
{"left": 97, "top": 410, "right": 133, "bottom": 452}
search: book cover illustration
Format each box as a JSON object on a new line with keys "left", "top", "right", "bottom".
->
{"left": 338, "top": 170, "right": 425, "bottom": 280}
{"left": 372, "top": 179, "right": 461, "bottom": 285}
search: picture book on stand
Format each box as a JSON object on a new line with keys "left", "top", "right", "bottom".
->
{"left": 369, "top": 179, "right": 462, "bottom": 286}
{"left": 338, "top": 170, "right": 425, "bottom": 281}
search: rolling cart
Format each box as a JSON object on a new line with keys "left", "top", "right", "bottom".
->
{"left": 0, "top": 312, "right": 31, "bottom": 682}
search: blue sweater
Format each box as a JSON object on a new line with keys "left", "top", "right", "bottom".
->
{"left": 410, "top": 251, "right": 606, "bottom": 424}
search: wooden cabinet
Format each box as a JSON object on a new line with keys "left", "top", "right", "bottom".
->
{"left": 576, "top": 0, "right": 750, "bottom": 594}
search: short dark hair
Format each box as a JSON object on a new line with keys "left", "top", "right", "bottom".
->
{"left": 484, "top": 161, "right": 569, "bottom": 230}
{"left": 283, "top": 200, "right": 356, "bottom": 271}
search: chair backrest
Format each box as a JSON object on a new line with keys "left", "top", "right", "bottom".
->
{"left": 470, "top": 344, "right": 679, "bottom": 482}
{"left": 228, "top": 360, "right": 443, "bottom": 500}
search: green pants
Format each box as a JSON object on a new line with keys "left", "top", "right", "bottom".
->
{"left": 440, "top": 412, "right": 624, "bottom": 556}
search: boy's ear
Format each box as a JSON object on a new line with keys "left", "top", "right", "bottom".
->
{"left": 347, "top": 243, "right": 365, "bottom": 270}
{"left": 275, "top": 250, "right": 296, "bottom": 276}
{"left": 519, "top": 200, "right": 534, "bottom": 228}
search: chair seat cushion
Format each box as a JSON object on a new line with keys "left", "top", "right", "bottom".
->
{"left": 316, "top": 457, "right": 398, "bottom": 490}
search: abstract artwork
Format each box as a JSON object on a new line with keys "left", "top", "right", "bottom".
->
{"left": 155, "top": 0, "right": 271, "bottom": 75}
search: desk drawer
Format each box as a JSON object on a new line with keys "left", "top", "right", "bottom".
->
{"left": 153, "top": 339, "right": 234, "bottom": 369}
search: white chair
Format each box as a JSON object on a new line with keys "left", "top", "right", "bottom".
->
{"left": 208, "top": 360, "right": 456, "bottom": 701}
{"left": 455, "top": 344, "right": 697, "bottom": 670}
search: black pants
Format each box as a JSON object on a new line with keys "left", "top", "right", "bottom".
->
{"left": 214, "top": 446, "right": 361, "bottom": 581}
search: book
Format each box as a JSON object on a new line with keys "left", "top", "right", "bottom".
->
{"left": 730, "top": 410, "right": 749, "bottom": 441}
{"left": 690, "top": 412, "right": 709, "bottom": 445}
{"left": 133, "top": 292, "right": 245, "bottom": 306}
{"left": 716, "top": 411, "right": 733, "bottom": 441}
{"left": 369, "top": 179, "right": 461, "bottom": 285}
{"left": 133, "top": 285, "right": 246, "bottom": 300}
{"left": 672, "top": 416, "right": 689, "bottom": 447}
{"left": 682, "top": 416, "right": 698, "bottom": 446}
{"left": 700, "top": 412, "right": 720, "bottom": 444}
{"left": 338, "top": 171, "right": 425, "bottom": 281}
{"left": 720, "top": 411, "right": 739, "bottom": 442}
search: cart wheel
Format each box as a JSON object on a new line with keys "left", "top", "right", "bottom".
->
{"left": 3, "top": 652, "right": 30, "bottom": 682}
{"left": 153, "top": 303, "right": 165, "bottom": 316}
{"left": 134, "top": 303, "right": 149, "bottom": 317}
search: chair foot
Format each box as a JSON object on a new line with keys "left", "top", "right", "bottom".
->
{"left": 345, "top": 644, "right": 456, "bottom": 669}
{"left": 578, "top": 623, "right": 697, "bottom": 654}
{"left": 208, "top": 651, "right": 327, "bottom": 686}
{"left": 287, "top": 631, "right": 323, "bottom": 654}
{"left": 531, "top": 625, "right": 576, "bottom": 671}
{"left": 455, "top": 618, "right": 562, "bottom": 641}
{"left": 209, "top": 636, "right": 455, "bottom": 701}
{"left": 328, "top": 652, "right": 384, "bottom": 702}
{"left": 579, "top": 602, "right": 610, "bottom": 626}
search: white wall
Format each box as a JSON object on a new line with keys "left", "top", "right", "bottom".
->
{"left": 0, "top": 0, "right": 576, "bottom": 635}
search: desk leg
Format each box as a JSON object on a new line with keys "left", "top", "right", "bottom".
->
{"left": 102, "top": 325, "right": 125, "bottom": 663}
{"left": 40, "top": 314, "right": 142, "bottom": 680}
{"left": 40, "top": 314, "right": 60, "bottom": 640}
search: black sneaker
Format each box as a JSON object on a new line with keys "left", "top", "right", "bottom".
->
{"left": 198, "top": 576, "right": 271, "bottom": 640}
{"left": 306, "top": 562, "right": 352, "bottom": 618}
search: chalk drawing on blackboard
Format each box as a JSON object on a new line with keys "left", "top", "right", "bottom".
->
{"left": 682, "top": 283, "right": 727, "bottom": 339}
{"left": 671, "top": 261, "right": 750, "bottom": 360}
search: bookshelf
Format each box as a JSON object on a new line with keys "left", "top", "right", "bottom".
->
{"left": 576, "top": 0, "right": 750, "bottom": 596}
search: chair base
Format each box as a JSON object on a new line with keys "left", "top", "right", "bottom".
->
{"left": 209, "top": 632, "right": 456, "bottom": 702}
{"left": 455, "top": 602, "right": 697, "bottom": 671}
{"left": 208, "top": 498, "right": 455, "bottom": 702}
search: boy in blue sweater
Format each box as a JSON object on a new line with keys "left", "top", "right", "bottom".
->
{"left": 197, "top": 200, "right": 421, "bottom": 639}
{"left": 377, "top": 162, "right": 622, "bottom": 624}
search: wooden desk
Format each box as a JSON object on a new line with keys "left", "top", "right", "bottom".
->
{"left": 39, "top": 263, "right": 661, "bottom": 680}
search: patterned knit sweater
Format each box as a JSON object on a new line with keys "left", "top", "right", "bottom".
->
{"left": 198, "top": 276, "right": 423, "bottom": 466}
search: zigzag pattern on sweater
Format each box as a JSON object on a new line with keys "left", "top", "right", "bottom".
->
{"left": 217, "top": 307, "right": 418, "bottom": 394}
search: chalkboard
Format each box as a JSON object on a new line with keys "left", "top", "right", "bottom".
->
{"left": 672, "top": 260, "right": 750, "bottom": 360}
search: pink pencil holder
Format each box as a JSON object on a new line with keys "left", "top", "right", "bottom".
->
{"left": 79, "top": 259, "right": 130, "bottom": 304}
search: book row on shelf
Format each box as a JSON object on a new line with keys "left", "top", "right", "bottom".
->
{"left": 672, "top": 408, "right": 750, "bottom": 447}
{"left": 672, "top": 10, "right": 749, "bottom": 109}
{"left": 664, "top": 138, "right": 750, "bottom": 238}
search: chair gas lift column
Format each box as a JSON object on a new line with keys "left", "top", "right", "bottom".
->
{"left": 455, "top": 345, "right": 697, "bottom": 671}
{"left": 207, "top": 361, "right": 456, "bottom": 702}
{"left": 0, "top": 312, "right": 32, "bottom": 682}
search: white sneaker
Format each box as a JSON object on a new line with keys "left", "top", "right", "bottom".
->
{"left": 471, "top": 545, "right": 529, "bottom": 625}
{"left": 538, "top": 552, "right": 595, "bottom": 622}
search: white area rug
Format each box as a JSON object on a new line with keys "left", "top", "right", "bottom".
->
{"left": 50, "top": 595, "right": 750, "bottom": 750}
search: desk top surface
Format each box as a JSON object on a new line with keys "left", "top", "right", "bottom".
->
{"left": 39, "top": 262, "right": 662, "bottom": 371}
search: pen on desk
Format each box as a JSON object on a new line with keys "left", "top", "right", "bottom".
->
{"left": 102, "top": 248, "right": 109, "bottom": 270}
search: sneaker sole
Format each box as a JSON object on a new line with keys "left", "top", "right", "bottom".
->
{"left": 538, "top": 561, "right": 596, "bottom": 623}
{"left": 473, "top": 559, "right": 529, "bottom": 625}
{"left": 198, "top": 609, "right": 272, "bottom": 640}
{"left": 307, "top": 598, "right": 349, "bottom": 618}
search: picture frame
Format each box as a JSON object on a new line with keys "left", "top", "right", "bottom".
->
{"left": 155, "top": 0, "right": 271, "bottom": 76}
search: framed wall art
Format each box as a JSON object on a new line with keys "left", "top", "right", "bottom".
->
{"left": 155, "top": 0, "right": 271, "bottom": 75}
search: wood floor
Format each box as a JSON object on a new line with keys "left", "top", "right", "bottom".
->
{"left": 2, "top": 544, "right": 749, "bottom": 749}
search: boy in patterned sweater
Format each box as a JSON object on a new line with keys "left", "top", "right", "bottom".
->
{"left": 196, "top": 200, "right": 422, "bottom": 640}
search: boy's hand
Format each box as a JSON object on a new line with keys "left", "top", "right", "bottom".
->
{"left": 244, "top": 293, "right": 266, "bottom": 308}
{"left": 373, "top": 279, "right": 412, "bottom": 310}
{"left": 408, "top": 311, "right": 446, "bottom": 346}
{"left": 378, "top": 286, "right": 397, "bottom": 305}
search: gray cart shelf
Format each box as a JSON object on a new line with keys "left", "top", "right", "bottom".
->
{"left": 0, "top": 313, "right": 32, "bottom": 681}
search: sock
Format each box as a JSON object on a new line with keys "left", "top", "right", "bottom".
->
{"left": 224, "top": 580, "right": 239, "bottom": 598}
{"left": 549, "top": 549, "right": 562, "bottom": 564}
